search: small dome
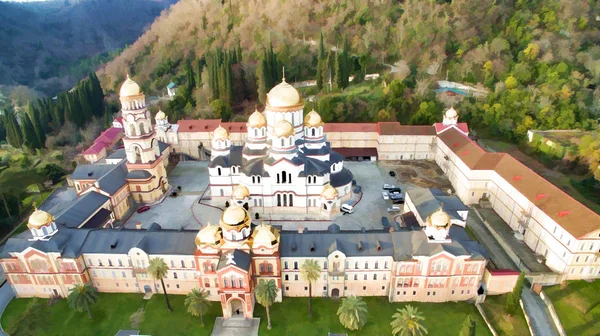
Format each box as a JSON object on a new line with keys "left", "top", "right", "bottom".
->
{"left": 221, "top": 205, "right": 248, "bottom": 226}
{"left": 266, "top": 80, "right": 303, "bottom": 109}
{"left": 247, "top": 110, "right": 267, "bottom": 128}
{"left": 213, "top": 125, "right": 230, "bottom": 141}
{"left": 155, "top": 110, "right": 166, "bottom": 120}
{"left": 445, "top": 107, "right": 458, "bottom": 118}
{"left": 427, "top": 207, "right": 451, "bottom": 229}
{"left": 304, "top": 110, "right": 324, "bottom": 128}
{"left": 195, "top": 222, "right": 222, "bottom": 246}
{"left": 232, "top": 185, "right": 250, "bottom": 200}
{"left": 273, "top": 120, "right": 295, "bottom": 138}
{"left": 28, "top": 209, "right": 54, "bottom": 229}
{"left": 321, "top": 184, "right": 338, "bottom": 200}
{"left": 252, "top": 223, "right": 280, "bottom": 247}
{"left": 119, "top": 75, "right": 141, "bottom": 97}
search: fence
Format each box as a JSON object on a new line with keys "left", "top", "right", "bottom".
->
{"left": 539, "top": 291, "right": 567, "bottom": 336}
{"left": 474, "top": 302, "right": 498, "bottom": 336}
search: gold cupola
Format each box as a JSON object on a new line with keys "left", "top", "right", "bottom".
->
{"left": 304, "top": 110, "right": 324, "bottom": 128}
{"left": 195, "top": 222, "right": 223, "bottom": 247}
{"left": 220, "top": 205, "right": 250, "bottom": 229}
{"left": 212, "top": 125, "right": 230, "bottom": 141}
{"left": 321, "top": 184, "right": 339, "bottom": 200}
{"left": 266, "top": 77, "right": 303, "bottom": 111}
{"left": 427, "top": 207, "right": 451, "bottom": 230}
{"left": 232, "top": 184, "right": 251, "bottom": 201}
{"left": 247, "top": 110, "right": 267, "bottom": 128}
{"left": 251, "top": 223, "right": 280, "bottom": 249}
{"left": 155, "top": 110, "right": 167, "bottom": 120}
{"left": 273, "top": 120, "right": 295, "bottom": 138}
{"left": 119, "top": 74, "right": 141, "bottom": 97}
{"left": 28, "top": 209, "right": 54, "bottom": 229}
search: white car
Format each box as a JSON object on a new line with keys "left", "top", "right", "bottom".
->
{"left": 382, "top": 192, "right": 389, "bottom": 200}
{"left": 341, "top": 204, "right": 354, "bottom": 214}
{"left": 382, "top": 184, "right": 396, "bottom": 190}
{"left": 387, "top": 206, "right": 401, "bottom": 212}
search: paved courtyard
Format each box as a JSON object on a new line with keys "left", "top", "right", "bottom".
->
{"left": 123, "top": 160, "right": 454, "bottom": 232}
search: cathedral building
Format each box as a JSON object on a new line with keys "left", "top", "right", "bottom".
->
{"left": 208, "top": 78, "right": 354, "bottom": 215}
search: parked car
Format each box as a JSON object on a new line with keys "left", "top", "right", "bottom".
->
{"left": 354, "top": 185, "right": 362, "bottom": 193}
{"left": 381, "top": 216, "right": 390, "bottom": 227}
{"left": 390, "top": 192, "right": 403, "bottom": 199}
{"left": 389, "top": 187, "right": 402, "bottom": 193}
{"left": 387, "top": 206, "right": 401, "bottom": 212}
{"left": 389, "top": 171, "right": 396, "bottom": 177}
{"left": 170, "top": 191, "right": 178, "bottom": 197}
{"left": 392, "top": 198, "right": 405, "bottom": 205}
{"left": 136, "top": 205, "right": 151, "bottom": 213}
{"left": 382, "top": 184, "right": 396, "bottom": 190}
{"left": 382, "top": 191, "right": 390, "bottom": 200}
{"left": 341, "top": 204, "right": 354, "bottom": 214}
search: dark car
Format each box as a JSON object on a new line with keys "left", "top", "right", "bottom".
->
{"left": 354, "top": 185, "right": 362, "bottom": 193}
{"left": 136, "top": 205, "right": 150, "bottom": 213}
{"left": 389, "top": 171, "right": 396, "bottom": 177}
{"left": 392, "top": 198, "right": 405, "bottom": 205}
{"left": 389, "top": 187, "right": 402, "bottom": 193}
{"left": 381, "top": 216, "right": 390, "bottom": 227}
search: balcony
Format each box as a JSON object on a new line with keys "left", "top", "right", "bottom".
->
{"left": 328, "top": 269, "right": 344, "bottom": 277}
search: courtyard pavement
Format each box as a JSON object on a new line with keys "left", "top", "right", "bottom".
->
{"left": 0, "top": 284, "right": 15, "bottom": 336}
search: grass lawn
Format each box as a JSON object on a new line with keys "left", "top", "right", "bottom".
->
{"left": 544, "top": 280, "right": 600, "bottom": 336}
{"left": 254, "top": 297, "right": 491, "bottom": 336}
{"left": 481, "top": 295, "right": 529, "bottom": 336}
{"left": 2, "top": 294, "right": 492, "bottom": 336}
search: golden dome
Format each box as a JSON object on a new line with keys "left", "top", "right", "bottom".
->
{"left": 155, "top": 110, "right": 166, "bottom": 120}
{"left": 247, "top": 110, "right": 267, "bottom": 128}
{"left": 273, "top": 120, "right": 295, "bottom": 138}
{"left": 266, "top": 80, "right": 303, "bottom": 109}
{"left": 213, "top": 125, "right": 230, "bottom": 141}
{"left": 304, "top": 110, "right": 324, "bottom": 128}
{"left": 28, "top": 209, "right": 54, "bottom": 229}
{"left": 252, "top": 223, "right": 280, "bottom": 248}
{"left": 221, "top": 205, "right": 249, "bottom": 226}
{"left": 445, "top": 107, "right": 458, "bottom": 118}
{"left": 119, "top": 75, "right": 141, "bottom": 97}
{"left": 232, "top": 185, "right": 250, "bottom": 200}
{"left": 321, "top": 184, "right": 338, "bottom": 200}
{"left": 195, "top": 222, "right": 222, "bottom": 246}
{"left": 427, "top": 207, "right": 451, "bottom": 229}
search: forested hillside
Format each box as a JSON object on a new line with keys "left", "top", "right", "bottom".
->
{"left": 100, "top": 0, "right": 600, "bottom": 142}
{"left": 0, "top": 0, "right": 176, "bottom": 95}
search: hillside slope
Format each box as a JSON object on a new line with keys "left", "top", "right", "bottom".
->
{"left": 0, "top": 0, "right": 177, "bottom": 94}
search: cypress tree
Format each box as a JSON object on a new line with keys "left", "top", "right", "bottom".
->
{"left": 21, "top": 113, "right": 41, "bottom": 152}
{"left": 459, "top": 314, "right": 476, "bottom": 336}
{"left": 88, "top": 72, "right": 104, "bottom": 117}
{"left": 78, "top": 82, "right": 93, "bottom": 122}
{"left": 3, "top": 107, "right": 23, "bottom": 148}
{"left": 0, "top": 119, "right": 6, "bottom": 144}
{"left": 256, "top": 56, "right": 267, "bottom": 104}
{"left": 103, "top": 107, "right": 113, "bottom": 129}
{"left": 27, "top": 102, "right": 46, "bottom": 148}
{"left": 324, "top": 50, "right": 333, "bottom": 91}
{"left": 66, "top": 93, "right": 83, "bottom": 127}
{"left": 185, "top": 59, "right": 196, "bottom": 104}
{"left": 341, "top": 36, "right": 350, "bottom": 89}
{"left": 334, "top": 51, "right": 344, "bottom": 90}
{"left": 316, "top": 31, "right": 325, "bottom": 91}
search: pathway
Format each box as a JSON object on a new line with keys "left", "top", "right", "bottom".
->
{"left": 0, "top": 284, "right": 15, "bottom": 336}
{"left": 467, "top": 211, "right": 559, "bottom": 336}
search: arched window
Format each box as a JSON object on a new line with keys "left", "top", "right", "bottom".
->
{"left": 257, "top": 176, "right": 261, "bottom": 183}
{"left": 42, "top": 226, "right": 48, "bottom": 236}
{"left": 283, "top": 194, "right": 287, "bottom": 206}
{"left": 139, "top": 123, "right": 146, "bottom": 135}
{"left": 289, "top": 194, "right": 293, "bottom": 206}
{"left": 277, "top": 174, "right": 280, "bottom": 184}
{"left": 282, "top": 171, "right": 287, "bottom": 183}
{"left": 217, "top": 167, "right": 222, "bottom": 176}
{"left": 284, "top": 261, "right": 288, "bottom": 269}
{"left": 259, "top": 264, "right": 265, "bottom": 273}
{"left": 254, "top": 129, "right": 258, "bottom": 137}
{"left": 312, "top": 128, "right": 315, "bottom": 136}
{"left": 267, "top": 264, "right": 273, "bottom": 273}
{"left": 292, "top": 113, "right": 295, "bottom": 125}
{"left": 288, "top": 172, "right": 292, "bottom": 184}
{"left": 277, "top": 194, "right": 281, "bottom": 207}
{"left": 252, "top": 176, "right": 256, "bottom": 184}
{"left": 281, "top": 138, "right": 285, "bottom": 147}
{"left": 129, "top": 124, "right": 136, "bottom": 136}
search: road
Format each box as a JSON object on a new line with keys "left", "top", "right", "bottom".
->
{"left": 0, "top": 284, "right": 15, "bottom": 336}
{"left": 467, "top": 211, "right": 559, "bottom": 336}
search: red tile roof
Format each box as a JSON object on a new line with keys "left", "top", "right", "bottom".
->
{"left": 333, "top": 147, "right": 378, "bottom": 157}
{"left": 96, "top": 128, "right": 123, "bottom": 144}
{"left": 82, "top": 142, "right": 106, "bottom": 155}
{"left": 434, "top": 122, "right": 469, "bottom": 135}
{"left": 377, "top": 122, "right": 436, "bottom": 136}
{"left": 488, "top": 269, "right": 521, "bottom": 276}
{"left": 439, "top": 127, "right": 600, "bottom": 238}
{"left": 324, "top": 123, "right": 378, "bottom": 133}
{"left": 177, "top": 119, "right": 222, "bottom": 132}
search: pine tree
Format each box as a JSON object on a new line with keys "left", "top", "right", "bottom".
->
{"left": 334, "top": 51, "right": 344, "bottom": 90}
{"left": 316, "top": 31, "right": 325, "bottom": 91}
{"left": 21, "top": 113, "right": 41, "bottom": 152}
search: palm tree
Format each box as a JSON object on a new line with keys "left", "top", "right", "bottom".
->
{"left": 67, "top": 283, "right": 98, "bottom": 318}
{"left": 185, "top": 288, "right": 211, "bottom": 327}
{"left": 255, "top": 279, "right": 279, "bottom": 329}
{"left": 337, "top": 296, "right": 368, "bottom": 330}
{"left": 300, "top": 259, "right": 321, "bottom": 317}
{"left": 148, "top": 257, "right": 172, "bottom": 312}
{"left": 390, "top": 305, "right": 428, "bottom": 336}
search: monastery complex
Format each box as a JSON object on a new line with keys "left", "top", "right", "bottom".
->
{"left": 1, "top": 75, "right": 599, "bottom": 322}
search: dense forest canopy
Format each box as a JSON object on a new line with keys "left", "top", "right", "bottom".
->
{"left": 0, "top": 0, "right": 176, "bottom": 95}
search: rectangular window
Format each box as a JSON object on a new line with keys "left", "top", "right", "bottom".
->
{"left": 294, "top": 274, "right": 298, "bottom": 281}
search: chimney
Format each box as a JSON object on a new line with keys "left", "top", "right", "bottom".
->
{"left": 136, "top": 222, "right": 142, "bottom": 230}
{"left": 298, "top": 226, "right": 304, "bottom": 234}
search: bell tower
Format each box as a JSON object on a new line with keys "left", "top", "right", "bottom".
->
{"left": 119, "top": 75, "right": 170, "bottom": 203}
